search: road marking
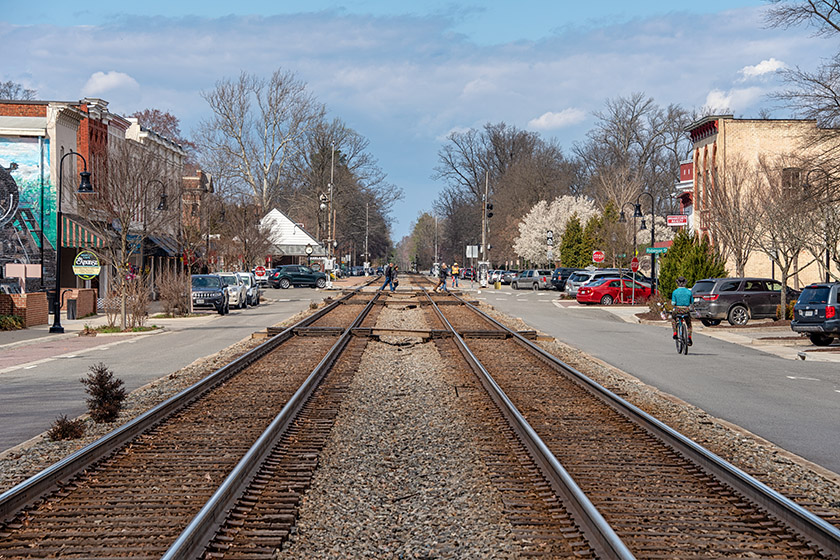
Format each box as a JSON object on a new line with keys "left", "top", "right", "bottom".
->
{"left": 24, "top": 365, "right": 38, "bottom": 369}
{"left": 786, "top": 376, "right": 821, "bottom": 381}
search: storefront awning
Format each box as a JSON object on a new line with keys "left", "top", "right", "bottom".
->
{"left": 62, "top": 215, "right": 105, "bottom": 248}
{"left": 147, "top": 235, "right": 179, "bottom": 257}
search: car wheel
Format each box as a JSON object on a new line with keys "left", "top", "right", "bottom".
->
{"left": 532, "top": 283, "right": 539, "bottom": 291}
{"left": 700, "top": 319, "right": 721, "bottom": 327}
{"left": 217, "top": 304, "right": 225, "bottom": 315}
{"left": 600, "top": 294, "right": 614, "bottom": 305}
{"left": 279, "top": 278, "right": 291, "bottom": 289}
{"left": 316, "top": 278, "right": 326, "bottom": 289}
{"left": 512, "top": 282, "right": 518, "bottom": 290}
{"left": 809, "top": 333, "right": 834, "bottom": 346}
{"left": 727, "top": 305, "right": 749, "bottom": 326}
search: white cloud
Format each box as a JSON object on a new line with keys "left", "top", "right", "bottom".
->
{"left": 704, "top": 87, "right": 764, "bottom": 112}
{"left": 527, "top": 108, "right": 586, "bottom": 130}
{"left": 739, "top": 58, "right": 786, "bottom": 81}
{"left": 82, "top": 71, "right": 140, "bottom": 96}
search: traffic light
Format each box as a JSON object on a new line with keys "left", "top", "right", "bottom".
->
{"left": 486, "top": 203, "right": 494, "bottom": 218}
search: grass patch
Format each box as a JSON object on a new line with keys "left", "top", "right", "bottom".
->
{"left": 0, "top": 314, "right": 25, "bottom": 331}
{"left": 93, "top": 324, "right": 160, "bottom": 334}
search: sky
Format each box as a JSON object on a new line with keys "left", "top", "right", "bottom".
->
{"left": 2, "top": 1, "right": 836, "bottom": 241}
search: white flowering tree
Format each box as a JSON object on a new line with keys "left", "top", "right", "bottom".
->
{"left": 513, "top": 195, "right": 598, "bottom": 264}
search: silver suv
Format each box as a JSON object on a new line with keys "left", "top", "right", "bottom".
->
{"left": 564, "top": 268, "right": 621, "bottom": 297}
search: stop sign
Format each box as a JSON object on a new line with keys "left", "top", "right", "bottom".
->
{"left": 255, "top": 266, "right": 266, "bottom": 278}
{"left": 592, "top": 250, "right": 605, "bottom": 263}
{"left": 630, "top": 257, "right": 640, "bottom": 272}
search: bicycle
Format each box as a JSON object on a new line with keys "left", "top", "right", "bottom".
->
{"left": 674, "top": 312, "right": 690, "bottom": 355}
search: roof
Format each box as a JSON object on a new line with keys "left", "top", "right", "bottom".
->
{"left": 260, "top": 208, "right": 324, "bottom": 254}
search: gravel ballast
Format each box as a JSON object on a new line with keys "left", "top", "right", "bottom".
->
{"left": 278, "top": 302, "right": 517, "bottom": 558}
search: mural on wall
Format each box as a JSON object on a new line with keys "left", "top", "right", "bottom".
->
{"left": 0, "top": 136, "right": 54, "bottom": 282}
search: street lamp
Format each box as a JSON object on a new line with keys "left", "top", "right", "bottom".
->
{"left": 50, "top": 150, "right": 94, "bottom": 333}
{"left": 804, "top": 168, "right": 832, "bottom": 282}
{"left": 618, "top": 201, "right": 640, "bottom": 303}
{"left": 633, "top": 191, "right": 657, "bottom": 294}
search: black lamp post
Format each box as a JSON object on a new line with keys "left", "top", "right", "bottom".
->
{"left": 50, "top": 151, "right": 93, "bottom": 333}
{"left": 804, "top": 168, "right": 832, "bottom": 282}
{"left": 633, "top": 192, "right": 656, "bottom": 295}
{"left": 618, "top": 202, "right": 638, "bottom": 258}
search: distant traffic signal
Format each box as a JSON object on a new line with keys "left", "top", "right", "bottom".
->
{"left": 486, "top": 203, "right": 494, "bottom": 218}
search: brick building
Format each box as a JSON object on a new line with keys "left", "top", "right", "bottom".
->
{"left": 686, "top": 115, "right": 839, "bottom": 287}
{"left": 0, "top": 98, "right": 186, "bottom": 310}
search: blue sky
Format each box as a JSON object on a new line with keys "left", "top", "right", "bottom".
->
{"left": 2, "top": 1, "right": 835, "bottom": 240}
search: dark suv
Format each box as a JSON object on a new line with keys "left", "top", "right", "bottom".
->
{"left": 790, "top": 282, "right": 840, "bottom": 346}
{"left": 691, "top": 277, "right": 798, "bottom": 326}
{"left": 550, "top": 268, "right": 582, "bottom": 291}
{"left": 191, "top": 274, "right": 229, "bottom": 315}
{"left": 269, "top": 265, "right": 327, "bottom": 289}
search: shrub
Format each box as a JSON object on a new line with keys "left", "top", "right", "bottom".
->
{"left": 81, "top": 362, "right": 126, "bottom": 423}
{"left": 47, "top": 415, "right": 86, "bottom": 440}
{"left": 157, "top": 269, "right": 191, "bottom": 316}
{"left": 776, "top": 301, "right": 796, "bottom": 321}
{"left": 0, "top": 314, "right": 24, "bottom": 331}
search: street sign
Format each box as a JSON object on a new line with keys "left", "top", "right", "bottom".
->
{"left": 646, "top": 247, "right": 668, "bottom": 254}
{"left": 616, "top": 253, "right": 626, "bottom": 259}
{"left": 592, "top": 250, "right": 605, "bottom": 263}
{"left": 667, "top": 214, "right": 688, "bottom": 227}
{"left": 255, "top": 266, "right": 266, "bottom": 278}
{"left": 630, "top": 257, "right": 640, "bottom": 272}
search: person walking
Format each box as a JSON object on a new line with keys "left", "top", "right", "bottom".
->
{"left": 381, "top": 263, "right": 393, "bottom": 291}
{"left": 390, "top": 264, "right": 399, "bottom": 292}
{"left": 434, "top": 262, "right": 448, "bottom": 292}
{"left": 451, "top": 262, "right": 460, "bottom": 288}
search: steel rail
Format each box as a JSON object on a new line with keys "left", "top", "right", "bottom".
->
{"left": 422, "top": 289, "right": 636, "bottom": 560}
{"left": 0, "top": 287, "right": 364, "bottom": 525}
{"left": 163, "top": 290, "right": 382, "bottom": 559}
{"left": 451, "top": 292, "right": 840, "bottom": 559}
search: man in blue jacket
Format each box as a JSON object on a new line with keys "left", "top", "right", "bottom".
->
{"left": 671, "top": 276, "right": 693, "bottom": 346}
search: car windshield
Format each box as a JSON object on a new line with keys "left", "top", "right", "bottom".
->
{"left": 692, "top": 280, "right": 716, "bottom": 293}
{"left": 798, "top": 286, "right": 830, "bottom": 304}
{"left": 569, "top": 273, "right": 590, "bottom": 283}
{"left": 220, "top": 275, "right": 237, "bottom": 286}
{"left": 588, "top": 278, "right": 611, "bottom": 287}
{"left": 192, "top": 276, "right": 221, "bottom": 289}
{"left": 240, "top": 276, "right": 252, "bottom": 286}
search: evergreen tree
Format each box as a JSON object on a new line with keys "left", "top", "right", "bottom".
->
{"left": 583, "top": 214, "right": 602, "bottom": 265}
{"left": 659, "top": 230, "right": 727, "bottom": 298}
{"left": 560, "top": 214, "right": 587, "bottom": 267}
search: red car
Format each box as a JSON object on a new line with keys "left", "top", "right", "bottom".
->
{"left": 576, "top": 277, "right": 652, "bottom": 305}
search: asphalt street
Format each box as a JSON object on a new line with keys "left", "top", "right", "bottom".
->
{"left": 0, "top": 292, "right": 323, "bottom": 453}
{"left": 474, "top": 284, "right": 840, "bottom": 476}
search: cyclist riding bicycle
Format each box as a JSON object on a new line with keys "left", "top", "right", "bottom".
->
{"left": 671, "top": 276, "right": 693, "bottom": 346}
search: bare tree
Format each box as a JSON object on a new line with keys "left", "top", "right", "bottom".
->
{"left": 77, "top": 140, "right": 169, "bottom": 329}
{"left": 0, "top": 80, "right": 36, "bottom": 100}
{"left": 709, "top": 157, "right": 764, "bottom": 276}
{"left": 755, "top": 155, "right": 819, "bottom": 309}
{"left": 196, "top": 69, "right": 325, "bottom": 211}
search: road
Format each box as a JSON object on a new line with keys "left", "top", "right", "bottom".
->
{"left": 473, "top": 284, "right": 840, "bottom": 476}
{"left": 0, "top": 293, "right": 322, "bottom": 453}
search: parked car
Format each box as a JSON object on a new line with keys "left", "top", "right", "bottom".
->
{"left": 550, "top": 267, "right": 583, "bottom": 291}
{"left": 461, "top": 267, "right": 475, "bottom": 280}
{"left": 270, "top": 264, "right": 328, "bottom": 289}
{"left": 500, "top": 270, "right": 520, "bottom": 285}
{"left": 236, "top": 271, "right": 261, "bottom": 306}
{"left": 690, "top": 277, "right": 800, "bottom": 326}
{"left": 511, "top": 269, "right": 553, "bottom": 290}
{"left": 564, "top": 268, "right": 622, "bottom": 297}
{"left": 489, "top": 270, "right": 503, "bottom": 283}
{"left": 790, "top": 282, "right": 840, "bottom": 346}
{"left": 191, "top": 274, "right": 229, "bottom": 315}
{"left": 576, "top": 277, "right": 652, "bottom": 305}
{"left": 218, "top": 272, "right": 247, "bottom": 309}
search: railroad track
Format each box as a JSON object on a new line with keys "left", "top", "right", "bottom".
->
{"left": 2, "top": 279, "right": 839, "bottom": 558}
{"left": 427, "top": 289, "right": 840, "bottom": 559}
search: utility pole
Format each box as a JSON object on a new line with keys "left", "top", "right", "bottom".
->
{"left": 364, "top": 201, "right": 369, "bottom": 268}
